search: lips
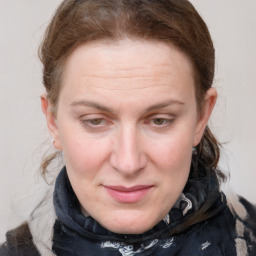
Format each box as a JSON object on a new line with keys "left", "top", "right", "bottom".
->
{"left": 104, "top": 185, "right": 153, "bottom": 203}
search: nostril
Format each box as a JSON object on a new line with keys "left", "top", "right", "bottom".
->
{"left": 109, "top": 152, "right": 147, "bottom": 175}
{"left": 109, "top": 126, "right": 147, "bottom": 174}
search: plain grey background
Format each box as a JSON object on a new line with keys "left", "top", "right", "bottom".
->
{"left": 0, "top": 0, "right": 256, "bottom": 241}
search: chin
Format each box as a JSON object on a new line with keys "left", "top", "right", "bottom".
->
{"left": 107, "top": 223, "right": 153, "bottom": 235}
{"left": 98, "top": 210, "right": 160, "bottom": 235}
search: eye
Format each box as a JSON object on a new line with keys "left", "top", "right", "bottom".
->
{"left": 152, "top": 118, "right": 168, "bottom": 126}
{"left": 151, "top": 117, "right": 174, "bottom": 126}
{"left": 81, "top": 118, "right": 107, "bottom": 129}
{"left": 88, "top": 118, "right": 104, "bottom": 126}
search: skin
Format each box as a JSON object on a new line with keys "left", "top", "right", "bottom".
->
{"left": 41, "top": 39, "right": 217, "bottom": 234}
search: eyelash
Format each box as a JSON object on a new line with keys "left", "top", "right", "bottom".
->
{"left": 149, "top": 117, "right": 174, "bottom": 127}
{"left": 81, "top": 116, "right": 175, "bottom": 131}
{"left": 82, "top": 118, "right": 107, "bottom": 128}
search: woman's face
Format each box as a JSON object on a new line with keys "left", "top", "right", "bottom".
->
{"left": 43, "top": 39, "right": 216, "bottom": 234}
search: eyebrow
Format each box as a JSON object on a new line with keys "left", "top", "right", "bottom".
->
{"left": 145, "top": 99, "right": 185, "bottom": 112}
{"left": 70, "top": 99, "right": 185, "bottom": 112}
{"left": 71, "top": 100, "right": 113, "bottom": 112}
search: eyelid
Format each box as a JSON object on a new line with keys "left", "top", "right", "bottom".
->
{"left": 145, "top": 114, "right": 175, "bottom": 127}
{"left": 146, "top": 113, "right": 176, "bottom": 120}
{"left": 80, "top": 114, "right": 114, "bottom": 132}
{"left": 80, "top": 113, "right": 109, "bottom": 120}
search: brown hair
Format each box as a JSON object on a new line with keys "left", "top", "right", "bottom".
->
{"left": 40, "top": 0, "right": 224, "bottom": 183}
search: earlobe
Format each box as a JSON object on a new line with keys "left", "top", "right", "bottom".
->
{"left": 193, "top": 88, "right": 217, "bottom": 146}
{"left": 40, "top": 94, "right": 63, "bottom": 151}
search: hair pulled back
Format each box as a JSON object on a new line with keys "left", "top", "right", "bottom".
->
{"left": 40, "top": 0, "right": 224, "bottom": 183}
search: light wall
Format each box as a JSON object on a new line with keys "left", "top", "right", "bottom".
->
{"left": 0, "top": 0, "right": 255, "bottom": 242}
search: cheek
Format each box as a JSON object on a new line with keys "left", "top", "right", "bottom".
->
{"left": 148, "top": 130, "right": 194, "bottom": 170}
{"left": 58, "top": 125, "right": 110, "bottom": 177}
{"left": 147, "top": 129, "right": 194, "bottom": 197}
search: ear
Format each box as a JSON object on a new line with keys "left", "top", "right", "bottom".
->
{"left": 193, "top": 88, "right": 217, "bottom": 146}
{"left": 41, "top": 93, "right": 62, "bottom": 150}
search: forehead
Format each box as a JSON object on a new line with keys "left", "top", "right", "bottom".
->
{"left": 59, "top": 39, "right": 196, "bottom": 106}
{"left": 64, "top": 39, "right": 193, "bottom": 83}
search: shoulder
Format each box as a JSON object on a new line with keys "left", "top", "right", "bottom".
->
{"left": 226, "top": 193, "right": 256, "bottom": 255}
{"left": 179, "top": 204, "right": 237, "bottom": 255}
{"left": 205, "top": 193, "right": 256, "bottom": 255}
{"left": 180, "top": 193, "right": 256, "bottom": 256}
{"left": 228, "top": 194, "right": 256, "bottom": 234}
{"left": 0, "top": 222, "right": 40, "bottom": 256}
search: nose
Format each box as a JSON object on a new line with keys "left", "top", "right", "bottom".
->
{"left": 109, "top": 124, "right": 147, "bottom": 176}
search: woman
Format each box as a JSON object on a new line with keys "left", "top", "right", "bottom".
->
{"left": 1, "top": 0, "right": 255, "bottom": 255}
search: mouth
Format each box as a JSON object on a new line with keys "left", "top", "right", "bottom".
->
{"left": 104, "top": 185, "right": 153, "bottom": 203}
